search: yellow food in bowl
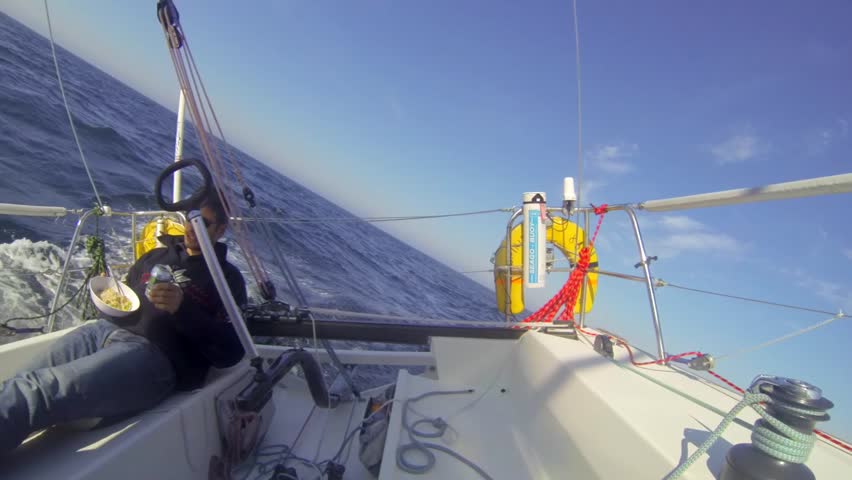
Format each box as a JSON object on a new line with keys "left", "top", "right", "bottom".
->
{"left": 99, "top": 288, "right": 132, "bottom": 312}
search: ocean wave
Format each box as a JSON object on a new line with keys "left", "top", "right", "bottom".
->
{"left": 73, "top": 121, "right": 126, "bottom": 145}
{"left": 0, "top": 11, "right": 504, "bottom": 353}
{"left": 0, "top": 238, "right": 89, "bottom": 344}
{"left": 0, "top": 238, "right": 64, "bottom": 273}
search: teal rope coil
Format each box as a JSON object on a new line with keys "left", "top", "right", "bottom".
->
{"left": 665, "top": 392, "right": 818, "bottom": 479}
{"left": 751, "top": 401, "right": 817, "bottom": 464}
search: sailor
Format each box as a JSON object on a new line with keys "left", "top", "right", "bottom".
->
{"left": 0, "top": 193, "right": 246, "bottom": 454}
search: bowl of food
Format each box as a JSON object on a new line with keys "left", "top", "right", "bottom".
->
{"left": 89, "top": 276, "right": 140, "bottom": 317}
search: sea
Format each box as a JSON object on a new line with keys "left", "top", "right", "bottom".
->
{"left": 0, "top": 12, "right": 505, "bottom": 386}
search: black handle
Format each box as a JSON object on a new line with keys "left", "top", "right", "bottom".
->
{"left": 154, "top": 158, "right": 212, "bottom": 212}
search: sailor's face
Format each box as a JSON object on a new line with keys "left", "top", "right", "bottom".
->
{"left": 184, "top": 207, "right": 222, "bottom": 250}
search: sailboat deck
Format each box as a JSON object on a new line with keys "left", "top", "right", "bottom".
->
{"left": 4, "top": 392, "right": 200, "bottom": 480}
{"left": 235, "top": 373, "right": 379, "bottom": 480}
{"left": 0, "top": 365, "right": 251, "bottom": 480}
{"left": 2, "top": 329, "right": 851, "bottom": 479}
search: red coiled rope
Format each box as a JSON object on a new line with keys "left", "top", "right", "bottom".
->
{"left": 523, "top": 204, "right": 608, "bottom": 323}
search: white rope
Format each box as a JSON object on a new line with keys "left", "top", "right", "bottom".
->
{"left": 395, "top": 389, "right": 493, "bottom": 479}
{"left": 716, "top": 315, "right": 846, "bottom": 361}
{"left": 43, "top": 0, "right": 104, "bottom": 209}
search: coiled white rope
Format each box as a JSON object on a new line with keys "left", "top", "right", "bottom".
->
{"left": 395, "top": 389, "right": 493, "bottom": 479}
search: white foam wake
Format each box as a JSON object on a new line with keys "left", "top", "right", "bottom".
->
{"left": 0, "top": 238, "right": 85, "bottom": 343}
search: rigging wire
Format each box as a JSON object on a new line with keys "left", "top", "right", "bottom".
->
{"left": 660, "top": 281, "right": 850, "bottom": 319}
{"left": 157, "top": 5, "right": 359, "bottom": 399}
{"left": 43, "top": 0, "right": 104, "bottom": 209}
{"left": 179, "top": 32, "right": 297, "bottom": 307}
{"left": 231, "top": 208, "right": 512, "bottom": 225}
{"left": 715, "top": 315, "right": 846, "bottom": 361}
{"left": 461, "top": 265, "right": 850, "bottom": 319}
{"left": 182, "top": 35, "right": 252, "bottom": 189}
{"left": 572, "top": 0, "right": 584, "bottom": 210}
{"left": 159, "top": 14, "right": 273, "bottom": 300}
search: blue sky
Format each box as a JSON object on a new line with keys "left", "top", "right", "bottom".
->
{"left": 4, "top": 1, "right": 852, "bottom": 439}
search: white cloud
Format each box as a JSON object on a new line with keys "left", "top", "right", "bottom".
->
{"left": 581, "top": 179, "right": 606, "bottom": 196}
{"left": 587, "top": 144, "right": 638, "bottom": 174}
{"left": 806, "top": 129, "right": 834, "bottom": 156}
{"left": 843, "top": 249, "right": 852, "bottom": 261}
{"left": 709, "top": 133, "right": 768, "bottom": 164}
{"left": 660, "top": 215, "right": 705, "bottom": 231}
{"left": 811, "top": 280, "right": 851, "bottom": 309}
{"left": 658, "top": 232, "right": 739, "bottom": 253}
{"left": 578, "top": 179, "right": 606, "bottom": 204}
{"left": 646, "top": 214, "right": 740, "bottom": 257}
{"left": 805, "top": 119, "right": 849, "bottom": 156}
{"left": 784, "top": 268, "right": 852, "bottom": 313}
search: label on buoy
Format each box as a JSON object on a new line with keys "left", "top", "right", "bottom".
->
{"left": 522, "top": 192, "right": 547, "bottom": 289}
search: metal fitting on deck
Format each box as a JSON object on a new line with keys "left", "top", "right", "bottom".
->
{"left": 688, "top": 354, "right": 715, "bottom": 371}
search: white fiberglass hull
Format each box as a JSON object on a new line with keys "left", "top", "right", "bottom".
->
{"left": 1, "top": 327, "right": 850, "bottom": 480}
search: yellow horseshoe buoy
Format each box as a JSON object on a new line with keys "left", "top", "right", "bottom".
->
{"left": 493, "top": 217, "right": 598, "bottom": 314}
{"left": 134, "top": 217, "right": 185, "bottom": 260}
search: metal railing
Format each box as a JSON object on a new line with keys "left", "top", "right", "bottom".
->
{"left": 499, "top": 204, "right": 669, "bottom": 362}
{"left": 45, "top": 208, "right": 185, "bottom": 333}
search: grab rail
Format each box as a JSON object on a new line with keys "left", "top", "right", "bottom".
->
{"left": 0, "top": 203, "right": 78, "bottom": 217}
{"left": 500, "top": 203, "right": 669, "bottom": 362}
{"left": 46, "top": 208, "right": 185, "bottom": 333}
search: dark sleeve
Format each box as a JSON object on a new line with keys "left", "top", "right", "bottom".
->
{"left": 123, "top": 251, "right": 154, "bottom": 323}
{"left": 173, "top": 264, "right": 247, "bottom": 368}
{"left": 126, "top": 250, "right": 150, "bottom": 288}
{"left": 226, "top": 265, "right": 248, "bottom": 309}
{"left": 125, "top": 237, "right": 175, "bottom": 288}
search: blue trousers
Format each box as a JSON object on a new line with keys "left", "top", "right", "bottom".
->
{"left": 0, "top": 319, "right": 176, "bottom": 453}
